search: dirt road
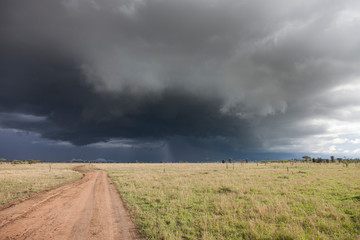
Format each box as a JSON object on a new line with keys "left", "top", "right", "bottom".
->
{"left": 0, "top": 167, "right": 140, "bottom": 240}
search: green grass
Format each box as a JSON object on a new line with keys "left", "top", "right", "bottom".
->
{"left": 0, "top": 163, "right": 82, "bottom": 205}
{"left": 96, "top": 162, "right": 360, "bottom": 240}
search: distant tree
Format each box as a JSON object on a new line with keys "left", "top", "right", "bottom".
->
{"left": 222, "top": 160, "right": 225, "bottom": 164}
{"left": 302, "top": 156, "right": 311, "bottom": 162}
{"left": 228, "top": 158, "right": 232, "bottom": 163}
{"left": 25, "top": 159, "right": 40, "bottom": 164}
{"left": 245, "top": 158, "right": 249, "bottom": 163}
{"left": 0, "top": 158, "right": 6, "bottom": 163}
{"left": 330, "top": 156, "right": 335, "bottom": 163}
{"left": 11, "top": 160, "right": 23, "bottom": 164}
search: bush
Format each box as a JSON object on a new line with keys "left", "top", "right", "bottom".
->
{"left": 11, "top": 160, "right": 23, "bottom": 164}
{"left": 25, "top": 159, "right": 40, "bottom": 164}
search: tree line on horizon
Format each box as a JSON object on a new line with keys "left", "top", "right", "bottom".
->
{"left": 0, "top": 158, "right": 41, "bottom": 164}
{"left": 1, "top": 156, "right": 360, "bottom": 165}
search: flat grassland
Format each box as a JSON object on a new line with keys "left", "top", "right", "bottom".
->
{"left": 0, "top": 163, "right": 82, "bottom": 205}
{"left": 97, "top": 162, "right": 360, "bottom": 240}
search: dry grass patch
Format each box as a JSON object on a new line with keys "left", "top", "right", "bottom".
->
{"left": 97, "top": 162, "right": 360, "bottom": 240}
{"left": 0, "top": 163, "right": 82, "bottom": 205}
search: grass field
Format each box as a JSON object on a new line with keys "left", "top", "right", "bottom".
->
{"left": 0, "top": 163, "right": 82, "bottom": 205}
{"left": 97, "top": 162, "right": 360, "bottom": 240}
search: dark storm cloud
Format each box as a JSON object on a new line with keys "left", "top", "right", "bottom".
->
{"left": 0, "top": 50, "right": 255, "bottom": 146}
{"left": 1, "top": 0, "right": 360, "bottom": 152}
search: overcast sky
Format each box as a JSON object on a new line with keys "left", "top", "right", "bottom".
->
{"left": 1, "top": 0, "right": 360, "bottom": 161}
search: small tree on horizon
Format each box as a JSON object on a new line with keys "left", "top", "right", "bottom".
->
{"left": 11, "top": 160, "right": 23, "bottom": 164}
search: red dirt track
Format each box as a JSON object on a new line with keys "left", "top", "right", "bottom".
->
{"left": 0, "top": 167, "right": 140, "bottom": 240}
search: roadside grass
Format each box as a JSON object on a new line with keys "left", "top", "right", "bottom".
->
{"left": 97, "top": 162, "right": 360, "bottom": 240}
{"left": 0, "top": 163, "right": 82, "bottom": 205}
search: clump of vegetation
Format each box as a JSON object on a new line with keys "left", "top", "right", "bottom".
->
{"left": 217, "top": 186, "right": 236, "bottom": 194}
{"left": 342, "top": 195, "right": 360, "bottom": 202}
{"left": 25, "top": 159, "right": 41, "bottom": 164}
{"left": 278, "top": 175, "right": 290, "bottom": 179}
{"left": 11, "top": 160, "right": 24, "bottom": 164}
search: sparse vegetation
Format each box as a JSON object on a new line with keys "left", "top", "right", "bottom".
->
{"left": 97, "top": 162, "right": 360, "bottom": 240}
{"left": 0, "top": 163, "right": 82, "bottom": 205}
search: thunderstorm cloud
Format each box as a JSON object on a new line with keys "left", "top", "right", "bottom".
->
{"left": 1, "top": 0, "right": 360, "bottom": 159}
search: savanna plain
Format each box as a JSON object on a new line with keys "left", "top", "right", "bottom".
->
{"left": 1, "top": 162, "right": 360, "bottom": 240}
{"left": 0, "top": 163, "right": 81, "bottom": 205}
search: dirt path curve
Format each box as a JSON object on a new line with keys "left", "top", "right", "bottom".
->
{"left": 0, "top": 167, "right": 140, "bottom": 240}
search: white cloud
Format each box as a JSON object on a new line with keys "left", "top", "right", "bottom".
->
{"left": 350, "top": 139, "right": 360, "bottom": 144}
